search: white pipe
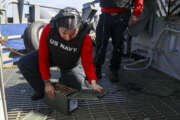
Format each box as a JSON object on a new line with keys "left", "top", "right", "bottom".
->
{"left": 7, "top": 35, "right": 22, "bottom": 40}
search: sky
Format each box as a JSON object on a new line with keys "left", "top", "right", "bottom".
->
{"left": 28, "top": 0, "right": 94, "bottom": 10}
{"left": 4, "top": 0, "right": 100, "bottom": 17}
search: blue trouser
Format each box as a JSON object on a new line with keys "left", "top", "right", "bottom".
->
{"left": 17, "top": 50, "right": 91, "bottom": 94}
{"left": 95, "top": 11, "right": 130, "bottom": 71}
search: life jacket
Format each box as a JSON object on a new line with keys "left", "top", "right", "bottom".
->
{"left": 100, "top": 0, "right": 133, "bottom": 9}
{"left": 47, "top": 23, "right": 90, "bottom": 70}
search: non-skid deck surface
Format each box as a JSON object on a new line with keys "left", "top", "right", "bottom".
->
{"left": 3, "top": 66, "right": 180, "bottom": 120}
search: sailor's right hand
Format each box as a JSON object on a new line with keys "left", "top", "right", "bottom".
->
{"left": 129, "top": 15, "right": 139, "bottom": 26}
{"left": 44, "top": 80, "right": 56, "bottom": 100}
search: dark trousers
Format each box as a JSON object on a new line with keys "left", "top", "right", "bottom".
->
{"left": 17, "top": 50, "right": 91, "bottom": 94}
{"left": 95, "top": 11, "right": 130, "bottom": 71}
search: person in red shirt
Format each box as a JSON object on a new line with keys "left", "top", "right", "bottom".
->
{"left": 94, "top": 0, "right": 144, "bottom": 82}
{"left": 17, "top": 7, "right": 103, "bottom": 101}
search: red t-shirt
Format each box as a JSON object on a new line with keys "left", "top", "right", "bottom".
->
{"left": 101, "top": 0, "right": 144, "bottom": 17}
{"left": 38, "top": 24, "right": 97, "bottom": 84}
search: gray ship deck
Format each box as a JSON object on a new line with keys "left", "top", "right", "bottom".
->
{"left": 3, "top": 62, "right": 180, "bottom": 120}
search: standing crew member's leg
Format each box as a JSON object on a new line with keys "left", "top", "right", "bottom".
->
{"left": 94, "top": 13, "right": 111, "bottom": 79}
{"left": 110, "top": 12, "right": 130, "bottom": 82}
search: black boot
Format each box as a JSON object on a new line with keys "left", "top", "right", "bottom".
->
{"left": 31, "top": 92, "right": 44, "bottom": 101}
{"left": 109, "top": 69, "right": 119, "bottom": 83}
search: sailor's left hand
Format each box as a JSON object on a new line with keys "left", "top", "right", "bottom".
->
{"left": 91, "top": 80, "right": 103, "bottom": 92}
{"left": 129, "top": 15, "right": 139, "bottom": 26}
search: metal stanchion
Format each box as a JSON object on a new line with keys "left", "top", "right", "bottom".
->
{"left": 0, "top": 0, "right": 8, "bottom": 119}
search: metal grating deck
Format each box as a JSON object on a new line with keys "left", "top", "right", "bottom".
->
{"left": 2, "top": 44, "right": 180, "bottom": 120}
{"left": 3, "top": 66, "right": 180, "bottom": 120}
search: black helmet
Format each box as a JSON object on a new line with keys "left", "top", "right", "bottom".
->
{"left": 53, "top": 7, "right": 82, "bottom": 30}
